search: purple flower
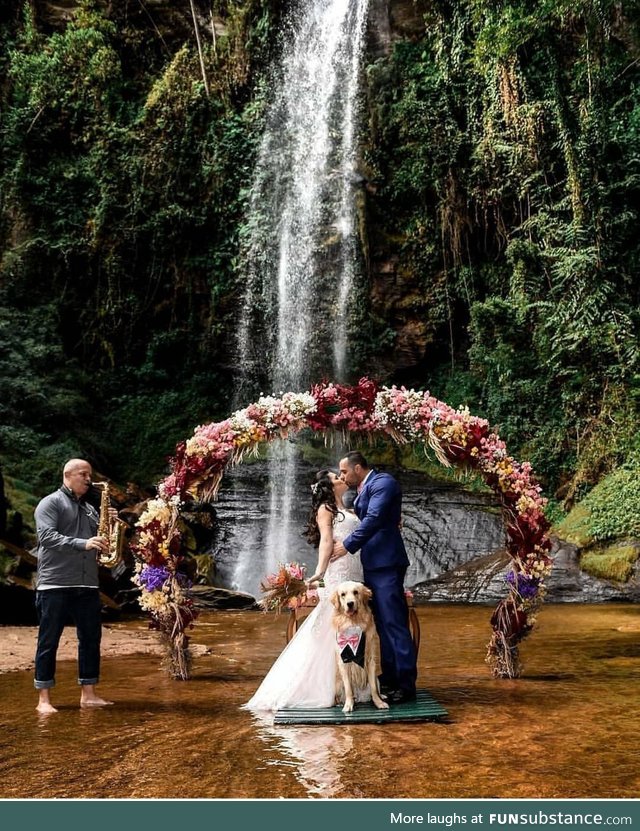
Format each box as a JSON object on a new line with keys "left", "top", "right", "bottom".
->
{"left": 139, "top": 565, "right": 170, "bottom": 592}
{"left": 505, "top": 570, "right": 539, "bottom": 599}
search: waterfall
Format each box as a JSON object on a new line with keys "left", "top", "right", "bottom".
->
{"left": 231, "top": 0, "right": 370, "bottom": 595}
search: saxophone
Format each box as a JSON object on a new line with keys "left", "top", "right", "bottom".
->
{"left": 93, "top": 481, "right": 127, "bottom": 568}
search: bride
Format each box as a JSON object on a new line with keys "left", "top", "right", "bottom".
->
{"left": 243, "top": 469, "right": 365, "bottom": 711}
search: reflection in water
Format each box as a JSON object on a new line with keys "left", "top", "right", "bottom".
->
{"left": 251, "top": 712, "right": 354, "bottom": 797}
{"left": 1, "top": 604, "right": 639, "bottom": 798}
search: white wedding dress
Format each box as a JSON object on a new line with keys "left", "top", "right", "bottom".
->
{"left": 243, "top": 510, "right": 364, "bottom": 711}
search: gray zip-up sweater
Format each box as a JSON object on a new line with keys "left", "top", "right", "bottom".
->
{"left": 34, "top": 486, "right": 100, "bottom": 589}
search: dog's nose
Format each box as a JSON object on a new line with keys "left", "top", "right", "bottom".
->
{"left": 347, "top": 601, "right": 354, "bottom": 609}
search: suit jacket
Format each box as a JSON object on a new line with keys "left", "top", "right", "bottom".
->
{"left": 342, "top": 470, "right": 409, "bottom": 572}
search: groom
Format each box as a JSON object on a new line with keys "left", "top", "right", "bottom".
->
{"left": 332, "top": 451, "right": 417, "bottom": 704}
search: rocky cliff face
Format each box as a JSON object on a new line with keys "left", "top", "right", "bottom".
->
{"left": 206, "top": 461, "right": 506, "bottom": 597}
{"left": 367, "top": 0, "right": 429, "bottom": 56}
{"left": 33, "top": 0, "right": 219, "bottom": 41}
{"left": 414, "top": 538, "right": 640, "bottom": 604}
{"left": 400, "top": 476, "right": 505, "bottom": 586}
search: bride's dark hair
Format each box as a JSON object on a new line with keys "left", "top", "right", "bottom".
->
{"left": 303, "top": 469, "right": 343, "bottom": 547}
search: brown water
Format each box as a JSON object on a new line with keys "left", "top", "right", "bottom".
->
{"left": 1, "top": 604, "right": 639, "bottom": 799}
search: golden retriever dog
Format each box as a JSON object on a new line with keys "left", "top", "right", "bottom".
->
{"left": 330, "top": 581, "right": 390, "bottom": 714}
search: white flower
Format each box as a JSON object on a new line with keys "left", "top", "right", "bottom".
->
{"left": 281, "top": 391, "right": 317, "bottom": 416}
{"left": 229, "top": 410, "right": 256, "bottom": 433}
{"left": 139, "top": 498, "right": 172, "bottom": 528}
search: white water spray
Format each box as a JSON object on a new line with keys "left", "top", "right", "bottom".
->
{"left": 234, "top": 0, "right": 370, "bottom": 595}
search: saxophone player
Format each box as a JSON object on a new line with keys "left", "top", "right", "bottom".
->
{"left": 33, "top": 458, "right": 114, "bottom": 714}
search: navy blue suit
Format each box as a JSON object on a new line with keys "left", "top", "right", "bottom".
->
{"left": 342, "top": 470, "right": 417, "bottom": 695}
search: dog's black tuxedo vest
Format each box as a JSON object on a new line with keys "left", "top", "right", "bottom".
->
{"left": 336, "top": 626, "right": 366, "bottom": 668}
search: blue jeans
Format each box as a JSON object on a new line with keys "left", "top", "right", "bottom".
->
{"left": 34, "top": 588, "right": 102, "bottom": 689}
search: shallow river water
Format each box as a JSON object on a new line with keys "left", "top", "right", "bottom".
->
{"left": 1, "top": 603, "right": 638, "bottom": 799}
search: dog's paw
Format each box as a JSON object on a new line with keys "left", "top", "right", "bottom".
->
{"left": 373, "top": 698, "right": 390, "bottom": 710}
{"left": 342, "top": 699, "right": 355, "bottom": 713}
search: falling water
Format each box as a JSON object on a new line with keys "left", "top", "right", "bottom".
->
{"left": 232, "top": 0, "right": 371, "bottom": 594}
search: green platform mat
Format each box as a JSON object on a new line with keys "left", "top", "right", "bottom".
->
{"left": 274, "top": 689, "right": 448, "bottom": 725}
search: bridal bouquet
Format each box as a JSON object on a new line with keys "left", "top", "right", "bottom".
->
{"left": 260, "top": 562, "right": 309, "bottom": 613}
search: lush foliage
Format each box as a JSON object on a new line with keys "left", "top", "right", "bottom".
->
{"left": 0, "top": 0, "right": 278, "bottom": 490}
{"left": 135, "top": 379, "right": 552, "bottom": 678}
{"left": 555, "top": 459, "right": 640, "bottom": 544}
{"left": 364, "top": 0, "right": 640, "bottom": 501}
{"left": 0, "top": 0, "right": 638, "bottom": 557}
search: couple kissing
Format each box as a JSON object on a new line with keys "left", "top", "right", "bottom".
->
{"left": 244, "top": 451, "right": 417, "bottom": 712}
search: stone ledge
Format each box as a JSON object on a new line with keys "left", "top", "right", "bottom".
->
{"left": 413, "top": 537, "right": 640, "bottom": 604}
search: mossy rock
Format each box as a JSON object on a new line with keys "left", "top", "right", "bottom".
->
{"left": 579, "top": 543, "right": 640, "bottom": 583}
{"left": 553, "top": 503, "right": 594, "bottom": 548}
{"left": 553, "top": 463, "right": 640, "bottom": 547}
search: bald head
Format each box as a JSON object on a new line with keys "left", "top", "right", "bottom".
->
{"left": 63, "top": 459, "right": 93, "bottom": 497}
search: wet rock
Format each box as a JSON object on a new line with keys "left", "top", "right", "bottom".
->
{"left": 367, "top": 0, "right": 393, "bottom": 57}
{"left": 189, "top": 585, "right": 259, "bottom": 611}
{"left": 413, "top": 549, "right": 511, "bottom": 604}
{"left": 399, "top": 476, "right": 505, "bottom": 586}
{"left": 548, "top": 539, "right": 640, "bottom": 602}
{"left": 413, "top": 537, "right": 640, "bottom": 604}
{"left": 212, "top": 462, "right": 506, "bottom": 598}
{"left": 388, "top": 0, "right": 430, "bottom": 40}
{"left": 367, "top": 0, "right": 429, "bottom": 57}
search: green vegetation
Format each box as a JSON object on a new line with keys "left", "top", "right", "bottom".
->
{"left": 364, "top": 0, "right": 640, "bottom": 508}
{"left": 0, "top": 0, "right": 638, "bottom": 557}
{"left": 580, "top": 544, "right": 639, "bottom": 582}
{"left": 0, "top": 0, "right": 278, "bottom": 492}
{"left": 3, "top": 474, "right": 39, "bottom": 540}
{"left": 554, "top": 460, "right": 640, "bottom": 544}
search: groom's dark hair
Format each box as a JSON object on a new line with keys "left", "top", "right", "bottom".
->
{"left": 343, "top": 451, "right": 369, "bottom": 469}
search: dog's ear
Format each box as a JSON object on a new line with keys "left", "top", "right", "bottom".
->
{"left": 330, "top": 589, "right": 340, "bottom": 610}
{"left": 362, "top": 585, "right": 373, "bottom": 604}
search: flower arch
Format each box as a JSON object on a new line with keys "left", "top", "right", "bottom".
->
{"left": 132, "top": 378, "right": 552, "bottom": 680}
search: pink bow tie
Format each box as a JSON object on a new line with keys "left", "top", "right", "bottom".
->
{"left": 337, "top": 631, "right": 361, "bottom": 652}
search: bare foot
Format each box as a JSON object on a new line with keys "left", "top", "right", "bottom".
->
{"left": 80, "top": 696, "right": 113, "bottom": 708}
{"left": 36, "top": 702, "right": 58, "bottom": 715}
